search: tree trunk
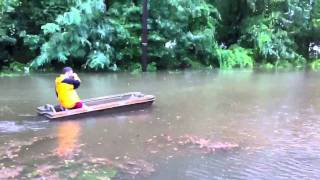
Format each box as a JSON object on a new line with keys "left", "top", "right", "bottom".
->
{"left": 105, "top": 0, "right": 109, "bottom": 10}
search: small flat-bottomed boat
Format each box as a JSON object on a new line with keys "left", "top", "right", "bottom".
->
{"left": 37, "top": 92, "right": 155, "bottom": 119}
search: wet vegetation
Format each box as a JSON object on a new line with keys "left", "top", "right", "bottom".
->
{"left": 1, "top": 0, "right": 320, "bottom": 72}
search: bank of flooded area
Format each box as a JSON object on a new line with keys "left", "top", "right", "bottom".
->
{"left": 0, "top": 70, "right": 320, "bottom": 179}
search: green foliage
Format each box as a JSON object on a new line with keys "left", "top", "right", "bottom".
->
{"left": 215, "top": 45, "right": 254, "bottom": 69}
{"left": 8, "top": 61, "right": 28, "bottom": 72}
{"left": 147, "top": 62, "right": 157, "bottom": 72}
{"left": 0, "top": 0, "right": 19, "bottom": 68}
{"left": 0, "top": 0, "right": 75, "bottom": 69}
{"left": 31, "top": 0, "right": 222, "bottom": 70}
{"left": 127, "top": 63, "right": 142, "bottom": 73}
{"left": 259, "top": 62, "right": 274, "bottom": 69}
{"left": 255, "top": 25, "right": 297, "bottom": 60}
{"left": 0, "top": 0, "right": 20, "bottom": 13}
{"left": 0, "top": 61, "right": 29, "bottom": 76}
{"left": 312, "top": 0, "right": 320, "bottom": 29}
{"left": 148, "top": 0, "right": 220, "bottom": 68}
{"left": 0, "top": 0, "right": 20, "bottom": 35}
{"left": 86, "top": 51, "right": 111, "bottom": 70}
{"left": 240, "top": 9, "right": 306, "bottom": 63}
{"left": 310, "top": 59, "right": 320, "bottom": 70}
{"left": 1, "top": 0, "right": 320, "bottom": 72}
{"left": 106, "top": 2, "right": 142, "bottom": 65}
{"left": 41, "top": 23, "right": 61, "bottom": 34}
{"left": 32, "top": 0, "right": 119, "bottom": 70}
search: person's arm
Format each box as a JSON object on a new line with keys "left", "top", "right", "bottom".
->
{"left": 62, "top": 78, "right": 81, "bottom": 89}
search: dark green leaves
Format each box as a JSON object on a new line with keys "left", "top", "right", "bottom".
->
{"left": 1, "top": 0, "right": 320, "bottom": 71}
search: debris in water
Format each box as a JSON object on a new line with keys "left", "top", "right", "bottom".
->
{"left": 0, "top": 166, "right": 24, "bottom": 179}
{"left": 179, "top": 135, "right": 239, "bottom": 152}
{"left": 0, "top": 136, "right": 56, "bottom": 160}
{"left": 146, "top": 138, "right": 153, "bottom": 143}
{"left": 88, "top": 157, "right": 154, "bottom": 177}
{"left": 145, "top": 134, "right": 239, "bottom": 154}
{"left": 150, "top": 150, "right": 158, "bottom": 154}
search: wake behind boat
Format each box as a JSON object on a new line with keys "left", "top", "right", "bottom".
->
{"left": 37, "top": 92, "right": 155, "bottom": 119}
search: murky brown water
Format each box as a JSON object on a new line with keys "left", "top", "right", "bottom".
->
{"left": 0, "top": 70, "right": 320, "bottom": 179}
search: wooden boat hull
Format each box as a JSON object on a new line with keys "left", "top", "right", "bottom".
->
{"left": 37, "top": 92, "right": 155, "bottom": 120}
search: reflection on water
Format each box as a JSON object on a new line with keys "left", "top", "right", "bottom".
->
{"left": 55, "top": 121, "right": 81, "bottom": 157}
{"left": 0, "top": 70, "right": 320, "bottom": 179}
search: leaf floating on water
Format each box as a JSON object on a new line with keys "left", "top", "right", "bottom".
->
{"left": 166, "top": 155, "right": 173, "bottom": 160}
{"left": 150, "top": 150, "right": 158, "bottom": 154}
{"left": 146, "top": 138, "right": 153, "bottom": 143}
{"left": 89, "top": 157, "right": 112, "bottom": 165}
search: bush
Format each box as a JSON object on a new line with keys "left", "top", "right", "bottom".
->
{"left": 31, "top": 0, "right": 121, "bottom": 71}
{"left": 215, "top": 45, "right": 254, "bottom": 69}
{"left": 310, "top": 59, "right": 320, "bottom": 70}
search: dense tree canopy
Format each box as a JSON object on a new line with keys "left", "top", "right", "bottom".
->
{"left": 1, "top": 0, "right": 320, "bottom": 72}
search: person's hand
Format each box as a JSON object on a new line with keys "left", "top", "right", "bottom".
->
{"left": 73, "top": 73, "right": 81, "bottom": 81}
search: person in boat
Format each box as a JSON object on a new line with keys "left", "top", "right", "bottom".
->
{"left": 55, "top": 67, "right": 83, "bottom": 110}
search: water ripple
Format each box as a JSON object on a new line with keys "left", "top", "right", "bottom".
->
{"left": 0, "top": 120, "right": 48, "bottom": 133}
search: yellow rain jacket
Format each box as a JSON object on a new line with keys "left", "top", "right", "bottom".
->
{"left": 55, "top": 73, "right": 81, "bottom": 109}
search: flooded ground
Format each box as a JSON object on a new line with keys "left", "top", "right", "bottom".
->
{"left": 0, "top": 70, "right": 320, "bottom": 179}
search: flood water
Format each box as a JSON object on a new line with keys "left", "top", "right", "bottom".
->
{"left": 0, "top": 70, "right": 320, "bottom": 179}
